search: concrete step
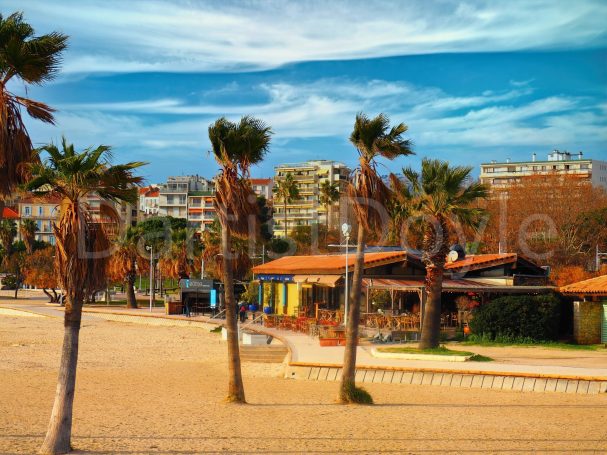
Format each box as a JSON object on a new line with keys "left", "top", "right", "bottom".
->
{"left": 240, "top": 346, "right": 288, "bottom": 363}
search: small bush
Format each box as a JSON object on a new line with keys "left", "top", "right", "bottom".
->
{"left": 469, "top": 293, "right": 562, "bottom": 342}
{"left": 340, "top": 381, "right": 374, "bottom": 405}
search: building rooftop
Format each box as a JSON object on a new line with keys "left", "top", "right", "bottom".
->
{"left": 252, "top": 251, "right": 408, "bottom": 275}
{"left": 560, "top": 274, "right": 607, "bottom": 296}
{"left": 250, "top": 178, "right": 272, "bottom": 185}
{"left": 2, "top": 207, "right": 19, "bottom": 219}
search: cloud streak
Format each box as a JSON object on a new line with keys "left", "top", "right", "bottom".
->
{"left": 8, "top": 0, "right": 607, "bottom": 74}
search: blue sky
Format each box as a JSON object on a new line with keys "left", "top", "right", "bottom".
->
{"left": 6, "top": 0, "right": 607, "bottom": 183}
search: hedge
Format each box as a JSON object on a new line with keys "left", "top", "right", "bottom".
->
{"left": 469, "top": 293, "right": 562, "bottom": 342}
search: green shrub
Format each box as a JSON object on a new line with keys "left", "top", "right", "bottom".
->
{"left": 469, "top": 293, "right": 562, "bottom": 342}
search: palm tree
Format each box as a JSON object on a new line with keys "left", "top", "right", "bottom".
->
{"left": 273, "top": 172, "right": 300, "bottom": 238}
{"left": 0, "top": 219, "right": 17, "bottom": 265}
{"left": 208, "top": 116, "right": 271, "bottom": 403}
{"left": 202, "top": 219, "right": 252, "bottom": 281}
{"left": 19, "top": 218, "right": 38, "bottom": 254}
{"left": 0, "top": 12, "right": 67, "bottom": 221}
{"left": 107, "top": 226, "right": 144, "bottom": 309}
{"left": 319, "top": 180, "right": 340, "bottom": 243}
{"left": 340, "top": 113, "right": 413, "bottom": 404}
{"left": 26, "top": 138, "right": 144, "bottom": 454}
{"left": 159, "top": 227, "right": 199, "bottom": 281}
{"left": 395, "top": 159, "right": 488, "bottom": 349}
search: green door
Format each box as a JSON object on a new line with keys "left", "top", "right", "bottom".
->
{"left": 602, "top": 302, "right": 607, "bottom": 344}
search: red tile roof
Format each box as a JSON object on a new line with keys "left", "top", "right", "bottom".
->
{"left": 560, "top": 275, "right": 607, "bottom": 296}
{"left": 445, "top": 254, "right": 517, "bottom": 271}
{"left": 2, "top": 207, "right": 19, "bottom": 219}
{"left": 139, "top": 186, "right": 159, "bottom": 197}
{"left": 252, "top": 251, "right": 408, "bottom": 275}
{"left": 250, "top": 178, "right": 272, "bottom": 185}
{"left": 18, "top": 194, "right": 62, "bottom": 204}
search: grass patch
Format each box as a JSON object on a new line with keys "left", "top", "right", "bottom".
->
{"left": 468, "top": 354, "right": 494, "bottom": 362}
{"left": 378, "top": 346, "right": 475, "bottom": 356}
{"left": 210, "top": 326, "right": 222, "bottom": 333}
{"left": 462, "top": 339, "right": 605, "bottom": 351}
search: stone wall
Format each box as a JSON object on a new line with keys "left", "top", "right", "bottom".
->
{"left": 573, "top": 301, "right": 602, "bottom": 345}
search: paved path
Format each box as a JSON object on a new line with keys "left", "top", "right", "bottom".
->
{"left": 2, "top": 299, "right": 607, "bottom": 382}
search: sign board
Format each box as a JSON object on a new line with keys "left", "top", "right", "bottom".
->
{"left": 210, "top": 289, "right": 217, "bottom": 308}
{"left": 180, "top": 278, "right": 214, "bottom": 292}
{"left": 257, "top": 274, "right": 295, "bottom": 283}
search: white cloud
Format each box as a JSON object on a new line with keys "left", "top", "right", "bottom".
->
{"left": 45, "top": 77, "right": 604, "bottom": 156}
{"left": 8, "top": 0, "right": 607, "bottom": 74}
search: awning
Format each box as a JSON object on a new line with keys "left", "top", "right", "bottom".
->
{"left": 362, "top": 277, "right": 553, "bottom": 294}
{"left": 293, "top": 275, "right": 342, "bottom": 287}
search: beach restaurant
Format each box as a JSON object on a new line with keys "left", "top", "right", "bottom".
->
{"left": 251, "top": 249, "right": 551, "bottom": 331}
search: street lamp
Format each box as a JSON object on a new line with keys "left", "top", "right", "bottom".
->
{"left": 342, "top": 223, "right": 352, "bottom": 326}
{"left": 145, "top": 245, "right": 154, "bottom": 312}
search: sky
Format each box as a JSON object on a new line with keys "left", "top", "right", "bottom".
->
{"left": 6, "top": 0, "right": 607, "bottom": 183}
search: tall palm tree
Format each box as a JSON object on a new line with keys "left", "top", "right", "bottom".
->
{"left": 340, "top": 113, "right": 413, "bottom": 404}
{"left": 319, "top": 179, "right": 340, "bottom": 242}
{"left": 107, "top": 226, "right": 144, "bottom": 309}
{"left": 208, "top": 116, "right": 271, "bottom": 403}
{"left": 273, "top": 172, "right": 300, "bottom": 238}
{"left": 0, "top": 12, "right": 67, "bottom": 221}
{"left": 26, "top": 138, "right": 144, "bottom": 454}
{"left": 19, "top": 218, "right": 38, "bottom": 254}
{"left": 0, "top": 219, "right": 17, "bottom": 265}
{"left": 395, "top": 159, "right": 489, "bottom": 349}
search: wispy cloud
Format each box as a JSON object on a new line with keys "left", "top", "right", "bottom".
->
{"left": 46, "top": 78, "right": 604, "bottom": 153}
{"left": 9, "top": 0, "right": 607, "bottom": 74}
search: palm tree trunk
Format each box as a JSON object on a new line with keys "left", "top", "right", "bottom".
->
{"left": 419, "top": 264, "right": 444, "bottom": 349}
{"left": 283, "top": 202, "right": 288, "bottom": 238}
{"left": 339, "top": 226, "right": 365, "bottom": 403}
{"left": 325, "top": 203, "right": 330, "bottom": 247}
{"left": 0, "top": 199, "right": 5, "bottom": 222}
{"left": 40, "top": 296, "right": 83, "bottom": 454}
{"left": 125, "top": 274, "right": 137, "bottom": 309}
{"left": 221, "top": 223, "right": 245, "bottom": 403}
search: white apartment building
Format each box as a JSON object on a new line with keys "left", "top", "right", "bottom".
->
{"left": 273, "top": 160, "right": 350, "bottom": 237}
{"left": 250, "top": 178, "right": 273, "bottom": 200}
{"left": 158, "top": 175, "right": 217, "bottom": 232}
{"left": 138, "top": 186, "right": 160, "bottom": 218}
{"left": 480, "top": 150, "right": 607, "bottom": 190}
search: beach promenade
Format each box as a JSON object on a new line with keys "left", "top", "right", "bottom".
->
{"left": 2, "top": 295, "right": 606, "bottom": 395}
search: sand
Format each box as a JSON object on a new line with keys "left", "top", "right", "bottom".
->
{"left": 1, "top": 313, "right": 606, "bottom": 455}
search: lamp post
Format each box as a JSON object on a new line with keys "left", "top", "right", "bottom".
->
{"left": 341, "top": 223, "right": 352, "bottom": 326}
{"left": 146, "top": 245, "right": 154, "bottom": 312}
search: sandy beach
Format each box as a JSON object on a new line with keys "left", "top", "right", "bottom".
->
{"left": 1, "top": 312, "right": 606, "bottom": 454}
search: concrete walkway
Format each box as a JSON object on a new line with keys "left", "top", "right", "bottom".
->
{"left": 2, "top": 299, "right": 607, "bottom": 394}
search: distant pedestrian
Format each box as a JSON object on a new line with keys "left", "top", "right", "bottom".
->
{"left": 239, "top": 302, "right": 247, "bottom": 323}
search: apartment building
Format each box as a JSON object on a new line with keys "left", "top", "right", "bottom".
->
{"left": 273, "top": 160, "right": 350, "bottom": 237}
{"left": 250, "top": 178, "right": 273, "bottom": 200}
{"left": 187, "top": 191, "right": 216, "bottom": 231}
{"left": 138, "top": 186, "right": 160, "bottom": 218}
{"left": 157, "top": 175, "right": 217, "bottom": 232}
{"left": 480, "top": 150, "right": 607, "bottom": 190}
{"left": 17, "top": 196, "right": 61, "bottom": 245}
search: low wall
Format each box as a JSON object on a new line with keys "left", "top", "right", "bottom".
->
{"left": 573, "top": 301, "right": 602, "bottom": 344}
{"left": 286, "top": 364, "right": 607, "bottom": 395}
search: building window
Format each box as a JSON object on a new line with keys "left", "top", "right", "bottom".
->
{"left": 24, "top": 206, "right": 31, "bottom": 216}
{"left": 49, "top": 235, "right": 55, "bottom": 245}
{"left": 38, "top": 206, "right": 43, "bottom": 216}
